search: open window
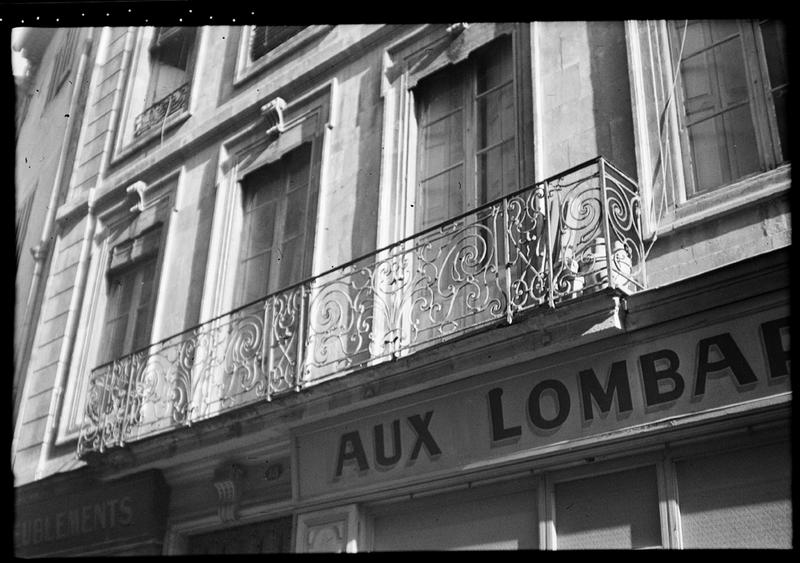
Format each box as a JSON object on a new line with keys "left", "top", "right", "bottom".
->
{"left": 115, "top": 27, "right": 198, "bottom": 156}
{"left": 671, "top": 20, "right": 788, "bottom": 197}
{"left": 626, "top": 19, "right": 789, "bottom": 235}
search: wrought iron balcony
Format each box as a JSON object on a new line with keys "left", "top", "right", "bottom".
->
{"left": 77, "top": 157, "right": 645, "bottom": 458}
{"left": 132, "top": 82, "right": 190, "bottom": 138}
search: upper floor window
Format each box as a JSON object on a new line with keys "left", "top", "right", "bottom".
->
{"left": 250, "top": 26, "right": 305, "bottom": 62}
{"left": 116, "top": 27, "right": 198, "bottom": 155}
{"left": 234, "top": 25, "right": 330, "bottom": 85}
{"left": 101, "top": 226, "right": 162, "bottom": 363}
{"left": 414, "top": 37, "right": 518, "bottom": 231}
{"left": 377, "top": 25, "right": 534, "bottom": 246}
{"left": 237, "top": 143, "right": 316, "bottom": 306}
{"left": 46, "top": 27, "right": 79, "bottom": 103}
{"left": 672, "top": 20, "right": 788, "bottom": 197}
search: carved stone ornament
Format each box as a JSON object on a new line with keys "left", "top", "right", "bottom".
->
{"left": 126, "top": 180, "right": 148, "bottom": 213}
{"left": 261, "top": 97, "right": 287, "bottom": 138}
{"left": 212, "top": 463, "right": 245, "bottom": 523}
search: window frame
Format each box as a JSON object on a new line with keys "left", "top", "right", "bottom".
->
{"left": 201, "top": 82, "right": 334, "bottom": 322}
{"left": 377, "top": 24, "right": 535, "bottom": 250}
{"left": 234, "top": 25, "right": 332, "bottom": 86}
{"left": 56, "top": 171, "right": 178, "bottom": 445}
{"left": 235, "top": 142, "right": 317, "bottom": 308}
{"left": 112, "top": 26, "right": 201, "bottom": 162}
{"left": 670, "top": 20, "right": 786, "bottom": 198}
{"left": 625, "top": 20, "right": 790, "bottom": 239}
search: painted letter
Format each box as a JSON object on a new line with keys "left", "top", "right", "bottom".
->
{"left": 761, "top": 317, "right": 790, "bottom": 379}
{"left": 527, "top": 379, "right": 570, "bottom": 430}
{"left": 579, "top": 360, "right": 633, "bottom": 421}
{"left": 334, "top": 431, "right": 369, "bottom": 477}
{"left": 694, "top": 333, "right": 757, "bottom": 396}
{"left": 640, "top": 349, "right": 684, "bottom": 406}
{"left": 488, "top": 387, "right": 522, "bottom": 442}
{"left": 373, "top": 420, "right": 402, "bottom": 467}
{"left": 408, "top": 411, "right": 442, "bottom": 460}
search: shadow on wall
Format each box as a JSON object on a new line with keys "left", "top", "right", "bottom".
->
{"left": 587, "top": 21, "right": 637, "bottom": 180}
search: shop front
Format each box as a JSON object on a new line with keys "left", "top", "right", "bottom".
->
{"left": 291, "top": 285, "right": 791, "bottom": 550}
{"left": 14, "top": 469, "right": 170, "bottom": 557}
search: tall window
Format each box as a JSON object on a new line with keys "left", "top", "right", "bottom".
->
{"left": 415, "top": 36, "right": 518, "bottom": 231}
{"left": 145, "top": 27, "right": 195, "bottom": 107}
{"left": 250, "top": 26, "right": 305, "bottom": 62}
{"left": 673, "top": 20, "right": 788, "bottom": 196}
{"left": 119, "top": 27, "right": 198, "bottom": 146}
{"left": 237, "top": 143, "right": 315, "bottom": 306}
{"left": 101, "top": 226, "right": 161, "bottom": 363}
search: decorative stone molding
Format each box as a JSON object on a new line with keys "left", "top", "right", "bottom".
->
{"left": 126, "top": 180, "right": 148, "bottom": 213}
{"left": 212, "top": 462, "right": 245, "bottom": 523}
{"left": 261, "top": 97, "right": 287, "bottom": 138}
{"left": 295, "top": 504, "right": 363, "bottom": 553}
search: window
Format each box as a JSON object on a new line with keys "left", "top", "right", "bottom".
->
{"left": 188, "top": 517, "right": 293, "bottom": 554}
{"left": 116, "top": 27, "right": 198, "bottom": 153}
{"left": 250, "top": 26, "right": 305, "bottom": 62}
{"left": 46, "top": 28, "right": 79, "bottom": 103}
{"left": 234, "top": 26, "right": 329, "bottom": 84}
{"left": 237, "top": 143, "right": 316, "bottom": 306}
{"left": 377, "top": 24, "right": 533, "bottom": 248}
{"left": 57, "top": 176, "right": 175, "bottom": 444}
{"left": 672, "top": 20, "right": 788, "bottom": 196}
{"left": 202, "top": 85, "right": 330, "bottom": 321}
{"left": 100, "top": 227, "right": 161, "bottom": 363}
{"left": 414, "top": 37, "right": 519, "bottom": 231}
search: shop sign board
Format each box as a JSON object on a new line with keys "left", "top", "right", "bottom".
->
{"left": 14, "top": 469, "right": 169, "bottom": 557}
{"left": 295, "top": 307, "right": 790, "bottom": 499}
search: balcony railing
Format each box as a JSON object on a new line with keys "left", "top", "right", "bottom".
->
{"left": 77, "top": 157, "right": 645, "bottom": 458}
{"left": 132, "top": 82, "right": 190, "bottom": 138}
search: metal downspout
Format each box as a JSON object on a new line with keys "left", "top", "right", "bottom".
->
{"left": 34, "top": 27, "right": 135, "bottom": 479}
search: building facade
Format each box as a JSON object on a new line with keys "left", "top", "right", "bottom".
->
{"left": 13, "top": 22, "right": 790, "bottom": 554}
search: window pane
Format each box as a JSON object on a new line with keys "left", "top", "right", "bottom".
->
{"left": 761, "top": 20, "right": 788, "bottom": 88}
{"left": 277, "top": 236, "right": 304, "bottom": 289}
{"left": 476, "top": 38, "right": 513, "bottom": 95}
{"left": 420, "top": 110, "right": 464, "bottom": 180}
{"left": 477, "top": 138, "right": 516, "bottom": 203}
{"left": 477, "top": 83, "right": 515, "bottom": 151}
{"left": 678, "top": 21, "right": 762, "bottom": 194}
{"left": 760, "top": 20, "right": 789, "bottom": 160}
{"left": 715, "top": 36, "right": 749, "bottom": 107}
{"left": 722, "top": 104, "right": 761, "bottom": 179}
{"left": 131, "top": 261, "right": 157, "bottom": 352}
{"left": 676, "top": 443, "right": 791, "bottom": 548}
{"left": 240, "top": 252, "right": 270, "bottom": 304}
{"left": 554, "top": 466, "right": 662, "bottom": 549}
{"left": 243, "top": 201, "right": 277, "bottom": 258}
{"left": 417, "top": 166, "right": 464, "bottom": 230}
